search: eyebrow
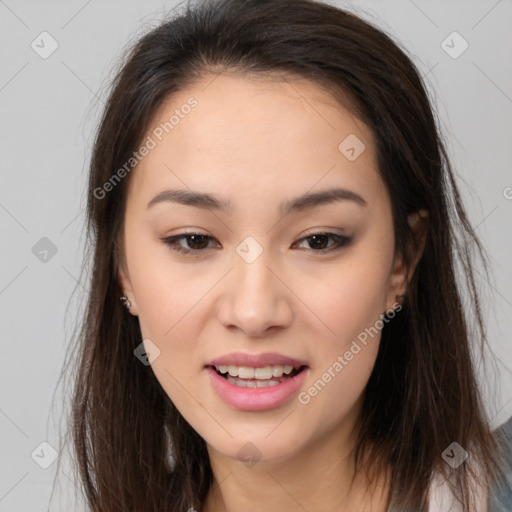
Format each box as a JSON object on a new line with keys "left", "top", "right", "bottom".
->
{"left": 146, "top": 187, "right": 367, "bottom": 215}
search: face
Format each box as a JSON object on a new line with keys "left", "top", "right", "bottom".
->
{"left": 119, "top": 73, "right": 410, "bottom": 464}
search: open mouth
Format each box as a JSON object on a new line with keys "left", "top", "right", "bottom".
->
{"left": 207, "top": 364, "right": 307, "bottom": 388}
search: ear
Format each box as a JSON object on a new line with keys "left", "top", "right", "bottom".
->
{"left": 117, "top": 254, "right": 139, "bottom": 317}
{"left": 385, "top": 209, "right": 428, "bottom": 312}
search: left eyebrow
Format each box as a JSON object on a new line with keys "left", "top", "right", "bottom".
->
{"left": 146, "top": 187, "right": 367, "bottom": 215}
{"left": 280, "top": 187, "right": 367, "bottom": 215}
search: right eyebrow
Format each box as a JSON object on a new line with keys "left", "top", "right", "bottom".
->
{"left": 146, "top": 189, "right": 233, "bottom": 213}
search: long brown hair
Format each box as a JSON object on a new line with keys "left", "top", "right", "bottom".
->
{"left": 58, "top": 0, "right": 502, "bottom": 510}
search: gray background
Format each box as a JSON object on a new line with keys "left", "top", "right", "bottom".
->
{"left": 1, "top": 0, "right": 511, "bottom": 510}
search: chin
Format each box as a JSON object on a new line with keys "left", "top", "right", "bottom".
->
{"left": 206, "top": 428, "right": 306, "bottom": 466}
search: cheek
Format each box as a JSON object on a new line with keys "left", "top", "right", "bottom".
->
{"left": 304, "top": 251, "right": 393, "bottom": 354}
{"left": 127, "top": 241, "right": 221, "bottom": 397}
{"left": 294, "top": 242, "right": 393, "bottom": 409}
{"left": 127, "top": 236, "right": 206, "bottom": 341}
{"left": 296, "top": 280, "right": 388, "bottom": 435}
{"left": 131, "top": 256, "right": 209, "bottom": 417}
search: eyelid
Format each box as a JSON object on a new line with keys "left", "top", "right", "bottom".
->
{"left": 159, "top": 232, "right": 220, "bottom": 255}
{"left": 160, "top": 230, "right": 352, "bottom": 255}
{"left": 292, "top": 231, "right": 351, "bottom": 251}
{"left": 298, "top": 227, "right": 347, "bottom": 239}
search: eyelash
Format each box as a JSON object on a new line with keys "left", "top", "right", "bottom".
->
{"left": 160, "top": 231, "right": 352, "bottom": 255}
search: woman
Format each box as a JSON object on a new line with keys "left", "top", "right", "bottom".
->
{"left": 63, "top": 0, "right": 506, "bottom": 510}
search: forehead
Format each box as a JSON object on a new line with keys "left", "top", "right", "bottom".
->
{"left": 128, "top": 73, "right": 387, "bottom": 212}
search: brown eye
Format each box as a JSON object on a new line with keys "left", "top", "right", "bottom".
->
{"left": 160, "top": 233, "right": 220, "bottom": 254}
{"left": 160, "top": 232, "right": 351, "bottom": 256}
{"left": 306, "top": 234, "right": 330, "bottom": 250}
{"left": 293, "top": 233, "right": 352, "bottom": 252}
{"left": 182, "top": 234, "right": 210, "bottom": 250}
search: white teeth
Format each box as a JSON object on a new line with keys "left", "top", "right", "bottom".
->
{"left": 216, "top": 364, "right": 300, "bottom": 379}
{"left": 272, "top": 366, "right": 283, "bottom": 377}
{"left": 238, "top": 366, "right": 255, "bottom": 379}
{"left": 226, "top": 376, "right": 280, "bottom": 387}
{"left": 254, "top": 367, "right": 273, "bottom": 380}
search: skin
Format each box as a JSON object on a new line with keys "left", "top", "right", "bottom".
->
{"left": 118, "top": 72, "right": 427, "bottom": 512}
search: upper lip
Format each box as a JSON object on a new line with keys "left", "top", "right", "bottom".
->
{"left": 206, "top": 352, "right": 309, "bottom": 368}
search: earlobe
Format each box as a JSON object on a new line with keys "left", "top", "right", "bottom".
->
{"left": 385, "top": 209, "right": 429, "bottom": 313}
{"left": 406, "top": 209, "right": 428, "bottom": 282}
{"left": 117, "top": 265, "right": 138, "bottom": 316}
{"left": 385, "top": 253, "right": 408, "bottom": 313}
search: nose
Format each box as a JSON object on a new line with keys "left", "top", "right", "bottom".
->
{"left": 216, "top": 249, "right": 293, "bottom": 338}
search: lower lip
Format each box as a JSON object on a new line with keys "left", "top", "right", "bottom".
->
{"left": 205, "top": 366, "right": 309, "bottom": 411}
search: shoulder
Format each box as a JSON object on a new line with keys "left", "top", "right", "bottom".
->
{"left": 427, "top": 459, "right": 488, "bottom": 512}
{"left": 427, "top": 417, "right": 512, "bottom": 512}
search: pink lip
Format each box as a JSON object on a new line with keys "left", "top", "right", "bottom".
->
{"left": 206, "top": 351, "right": 309, "bottom": 368}
{"left": 205, "top": 366, "right": 310, "bottom": 411}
